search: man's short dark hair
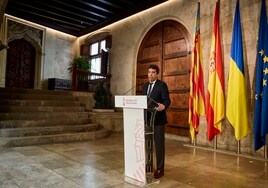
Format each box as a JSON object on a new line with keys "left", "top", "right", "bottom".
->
{"left": 148, "top": 64, "right": 159, "bottom": 74}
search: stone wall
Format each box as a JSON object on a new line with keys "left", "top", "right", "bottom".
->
{"left": 89, "top": 111, "right": 123, "bottom": 132}
{"left": 79, "top": 0, "right": 266, "bottom": 156}
{"left": 71, "top": 91, "right": 94, "bottom": 112}
{"left": 0, "top": 15, "right": 78, "bottom": 89}
{"left": 0, "top": 0, "right": 266, "bottom": 156}
{"left": 42, "top": 28, "right": 78, "bottom": 87}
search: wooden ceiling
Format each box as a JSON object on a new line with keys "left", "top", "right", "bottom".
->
{"left": 5, "top": 0, "right": 167, "bottom": 37}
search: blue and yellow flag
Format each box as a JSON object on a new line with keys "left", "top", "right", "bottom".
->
{"left": 254, "top": 0, "right": 268, "bottom": 151}
{"left": 226, "top": 0, "right": 248, "bottom": 140}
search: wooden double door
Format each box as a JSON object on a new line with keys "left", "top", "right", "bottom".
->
{"left": 136, "top": 20, "right": 191, "bottom": 136}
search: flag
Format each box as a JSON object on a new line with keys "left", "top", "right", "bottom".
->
{"left": 254, "top": 0, "right": 268, "bottom": 151}
{"left": 206, "top": 1, "right": 225, "bottom": 141}
{"left": 189, "top": 2, "right": 206, "bottom": 141}
{"left": 226, "top": 0, "right": 248, "bottom": 141}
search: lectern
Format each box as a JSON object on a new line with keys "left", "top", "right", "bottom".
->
{"left": 115, "top": 95, "right": 159, "bottom": 186}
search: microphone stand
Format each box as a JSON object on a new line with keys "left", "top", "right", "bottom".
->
{"left": 147, "top": 96, "right": 159, "bottom": 110}
{"left": 115, "top": 83, "right": 144, "bottom": 112}
{"left": 123, "top": 82, "right": 144, "bottom": 95}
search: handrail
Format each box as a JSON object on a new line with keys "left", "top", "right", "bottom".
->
{"left": 71, "top": 65, "right": 111, "bottom": 92}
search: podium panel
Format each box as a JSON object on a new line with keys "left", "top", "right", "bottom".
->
{"left": 124, "top": 108, "right": 145, "bottom": 182}
{"left": 114, "top": 95, "right": 147, "bottom": 109}
{"left": 115, "top": 95, "right": 159, "bottom": 186}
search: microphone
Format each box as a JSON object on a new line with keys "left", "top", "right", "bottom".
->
{"left": 123, "top": 82, "right": 144, "bottom": 95}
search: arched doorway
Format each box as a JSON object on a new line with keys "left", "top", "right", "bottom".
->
{"left": 136, "top": 20, "right": 191, "bottom": 136}
{"left": 5, "top": 38, "right": 36, "bottom": 89}
{"left": 3, "top": 18, "right": 45, "bottom": 89}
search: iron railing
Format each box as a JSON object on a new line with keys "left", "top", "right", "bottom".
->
{"left": 71, "top": 65, "right": 111, "bottom": 92}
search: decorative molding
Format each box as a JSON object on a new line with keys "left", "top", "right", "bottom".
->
{"left": 7, "top": 20, "right": 43, "bottom": 49}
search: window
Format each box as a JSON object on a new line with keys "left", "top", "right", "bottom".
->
{"left": 90, "top": 43, "right": 99, "bottom": 56}
{"left": 89, "top": 39, "right": 107, "bottom": 74}
{"left": 90, "top": 56, "right": 101, "bottom": 73}
{"left": 81, "top": 34, "right": 111, "bottom": 76}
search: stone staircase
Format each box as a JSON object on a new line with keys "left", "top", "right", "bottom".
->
{"left": 0, "top": 88, "right": 110, "bottom": 147}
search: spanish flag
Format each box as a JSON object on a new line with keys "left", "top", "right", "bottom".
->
{"left": 206, "top": 1, "right": 225, "bottom": 141}
{"left": 189, "top": 2, "right": 206, "bottom": 141}
{"left": 226, "top": 0, "right": 248, "bottom": 141}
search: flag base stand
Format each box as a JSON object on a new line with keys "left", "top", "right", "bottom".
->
{"left": 184, "top": 144, "right": 268, "bottom": 162}
{"left": 123, "top": 174, "right": 160, "bottom": 187}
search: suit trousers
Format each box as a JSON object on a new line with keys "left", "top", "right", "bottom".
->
{"left": 154, "top": 125, "right": 165, "bottom": 171}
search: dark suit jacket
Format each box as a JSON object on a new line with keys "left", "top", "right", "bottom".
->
{"left": 142, "top": 79, "right": 171, "bottom": 125}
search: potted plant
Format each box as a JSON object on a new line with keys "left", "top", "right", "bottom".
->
{"left": 93, "top": 81, "right": 113, "bottom": 110}
{"left": 68, "top": 56, "right": 90, "bottom": 90}
{"left": 68, "top": 56, "right": 90, "bottom": 73}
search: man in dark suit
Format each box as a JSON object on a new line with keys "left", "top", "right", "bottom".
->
{"left": 142, "top": 64, "right": 171, "bottom": 179}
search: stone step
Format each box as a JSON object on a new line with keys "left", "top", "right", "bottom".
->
{"left": 0, "top": 88, "right": 111, "bottom": 147}
{"left": 0, "top": 88, "right": 73, "bottom": 96}
{"left": 0, "top": 128, "right": 111, "bottom": 147}
{"left": 0, "top": 105, "right": 85, "bottom": 112}
{"left": 0, "top": 111, "right": 89, "bottom": 120}
{"left": 0, "top": 93, "right": 77, "bottom": 101}
{"left": 0, "top": 118, "right": 91, "bottom": 128}
{"left": 0, "top": 99, "right": 81, "bottom": 106}
{"left": 0, "top": 124, "right": 100, "bottom": 137}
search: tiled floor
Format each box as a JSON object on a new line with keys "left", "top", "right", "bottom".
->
{"left": 0, "top": 132, "right": 267, "bottom": 188}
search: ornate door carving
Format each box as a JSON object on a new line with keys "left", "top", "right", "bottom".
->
{"left": 6, "top": 38, "right": 36, "bottom": 89}
{"left": 136, "top": 20, "right": 191, "bottom": 136}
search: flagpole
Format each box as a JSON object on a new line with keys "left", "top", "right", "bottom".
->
{"left": 265, "top": 135, "right": 268, "bottom": 159}
{"left": 193, "top": 134, "right": 196, "bottom": 146}
{"left": 264, "top": 145, "right": 267, "bottom": 159}
{"left": 213, "top": 135, "right": 217, "bottom": 150}
{"left": 237, "top": 140, "right": 241, "bottom": 154}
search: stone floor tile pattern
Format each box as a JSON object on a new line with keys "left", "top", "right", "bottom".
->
{"left": 0, "top": 132, "right": 267, "bottom": 188}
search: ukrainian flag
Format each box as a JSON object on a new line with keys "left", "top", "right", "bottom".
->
{"left": 226, "top": 0, "right": 248, "bottom": 140}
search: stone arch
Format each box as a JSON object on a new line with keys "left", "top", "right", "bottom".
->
{"left": 136, "top": 19, "right": 192, "bottom": 136}
{"left": 5, "top": 18, "right": 44, "bottom": 89}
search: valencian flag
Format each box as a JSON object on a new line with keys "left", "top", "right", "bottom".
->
{"left": 254, "top": 0, "right": 268, "bottom": 151}
{"left": 226, "top": 0, "right": 248, "bottom": 141}
{"left": 189, "top": 2, "right": 206, "bottom": 141}
{"left": 206, "top": 1, "right": 225, "bottom": 141}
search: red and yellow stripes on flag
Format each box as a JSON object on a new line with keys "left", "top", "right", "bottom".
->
{"left": 206, "top": 1, "right": 225, "bottom": 141}
{"left": 189, "top": 2, "right": 206, "bottom": 141}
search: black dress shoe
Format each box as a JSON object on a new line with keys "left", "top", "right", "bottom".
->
{"left": 154, "top": 170, "right": 164, "bottom": 179}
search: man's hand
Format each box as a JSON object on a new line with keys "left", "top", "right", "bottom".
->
{"left": 157, "top": 103, "right": 165, "bottom": 111}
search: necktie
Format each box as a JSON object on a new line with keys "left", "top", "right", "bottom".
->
{"left": 148, "top": 83, "right": 153, "bottom": 96}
